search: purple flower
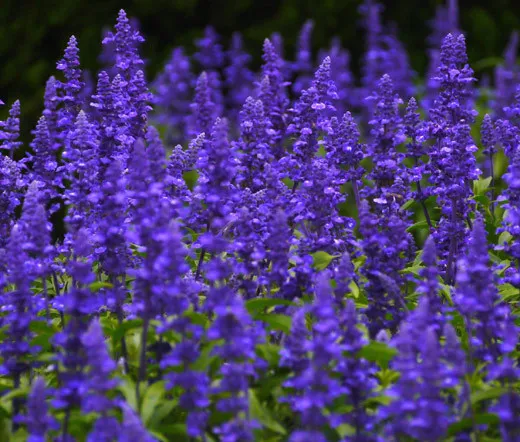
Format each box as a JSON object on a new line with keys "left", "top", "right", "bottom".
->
{"left": 455, "top": 217, "right": 519, "bottom": 365}
{"left": 0, "top": 224, "right": 40, "bottom": 378}
{"left": 292, "top": 20, "right": 314, "bottom": 95}
{"left": 500, "top": 148, "right": 520, "bottom": 285}
{"left": 358, "top": 200, "right": 412, "bottom": 336}
{"left": 25, "top": 378, "right": 58, "bottom": 442}
{"left": 152, "top": 47, "right": 193, "bottom": 144}
{"left": 119, "top": 403, "right": 156, "bottom": 442}
{"left": 194, "top": 26, "right": 225, "bottom": 71}
{"left": 428, "top": 33, "right": 479, "bottom": 283}
{"left": 0, "top": 100, "right": 22, "bottom": 158}
{"left": 235, "top": 96, "right": 274, "bottom": 191}
{"left": 380, "top": 326, "right": 452, "bottom": 441}
{"left": 81, "top": 319, "right": 118, "bottom": 414}
{"left": 493, "top": 31, "right": 519, "bottom": 117}
{"left": 225, "top": 32, "right": 254, "bottom": 119}
{"left": 283, "top": 56, "right": 338, "bottom": 183}
{"left": 56, "top": 36, "right": 84, "bottom": 133}
{"left": 102, "top": 10, "right": 145, "bottom": 81}
{"left": 190, "top": 72, "right": 217, "bottom": 137}
{"left": 258, "top": 38, "right": 289, "bottom": 156}
{"left": 207, "top": 288, "right": 263, "bottom": 440}
{"left": 62, "top": 111, "right": 99, "bottom": 238}
{"left": 29, "top": 117, "right": 60, "bottom": 205}
{"left": 363, "top": 74, "right": 409, "bottom": 216}
{"left": 319, "top": 38, "right": 356, "bottom": 113}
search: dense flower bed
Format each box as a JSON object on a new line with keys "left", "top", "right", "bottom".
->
{"left": 1, "top": 1, "right": 520, "bottom": 440}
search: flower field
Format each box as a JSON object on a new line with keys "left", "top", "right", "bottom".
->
{"left": 1, "top": 1, "right": 520, "bottom": 441}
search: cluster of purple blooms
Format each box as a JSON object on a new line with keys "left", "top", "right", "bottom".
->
{"left": 1, "top": 1, "right": 520, "bottom": 440}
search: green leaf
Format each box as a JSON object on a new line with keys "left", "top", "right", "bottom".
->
{"left": 111, "top": 319, "right": 143, "bottom": 342}
{"left": 498, "top": 230, "right": 512, "bottom": 246}
{"left": 311, "top": 251, "right": 337, "bottom": 270}
{"left": 148, "top": 400, "right": 177, "bottom": 429}
{"left": 447, "top": 413, "right": 499, "bottom": 436}
{"left": 470, "top": 387, "right": 508, "bottom": 406}
{"left": 246, "top": 298, "right": 294, "bottom": 315}
{"left": 359, "top": 341, "right": 397, "bottom": 368}
{"left": 192, "top": 341, "right": 219, "bottom": 371}
{"left": 256, "top": 313, "right": 292, "bottom": 334}
{"left": 406, "top": 220, "right": 429, "bottom": 232}
{"left": 473, "top": 176, "right": 493, "bottom": 195}
{"left": 141, "top": 381, "right": 167, "bottom": 426}
{"left": 400, "top": 199, "right": 415, "bottom": 211}
{"left": 249, "top": 389, "right": 286, "bottom": 435}
{"left": 148, "top": 430, "right": 170, "bottom": 442}
{"left": 89, "top": 281, "right": 113, "bottom": 292}
{"left": 256, "top": 343, "right": 281, "bottom": 366}
{"left": 117, "top": 378, "right": 138, "bottom": 411}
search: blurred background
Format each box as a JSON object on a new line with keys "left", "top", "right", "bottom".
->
{"left": 1, "top": 0, "right": 520, "bottom": 139}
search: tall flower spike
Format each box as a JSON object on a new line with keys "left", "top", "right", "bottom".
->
{"left": 417, "top": 236, "right": 444, "bottom": 332}
{"left": 500, "top": 148, "right": 520, "bottom": 286}
{"left": 325, "top": 111, "right": 364, "bottom": 208}
{"left": 380, "top": 326, "right": 452, "bottom": 441}
{"left": 363, "top": 74, "right": 409, "bottom": 218}
{"left": 428, "top": 33, "right": 479, "bottom": 283}
{"left": 0, "top": 155, "right": 23, "bottom": 251}
{"left": 284, "top": 56, "right": 338, "bottom": 183}
{"left": 190, "top": 72, "right": 217, "bottom": 137}
{"left": 0, "top": 224, "right": 39, "bottom": 380}
{"left": 207, "top": 288, "right": 263, "bottom": 440}
{"left": 81, "top": 319, "right": 118, "bottom": 414}
{"left": 225, "top": 32, "right": 254, "bottom": 118}
{"left": 19, "top": 181, "right": 53, "bottom": 278}
{"left": 92, "top": 160, "right": 129, "bottom": 308}
{"left": 127, "top": 69, "right": 152, "bottom": 141}
{"left": 25, "top": 378, "right": 57, "bottom": 441}
{"left": 29, "top": 117, "right": 59, "bottom": 203}
{"left": 283, "top": 276, "right": 344, "bottom": 440}
{"left": 62, "top": 110, "right": 99, "bottom": 238}
{"left": 358, "top": 200, "right": 412, "bottom": 337}
{"left": 194, "top": 26, "right": 225, "bottom": 71}
{"left": 0, "top": 100, "right": 22, "bottom": 158}
{"left": 258, "top": 38, "right": 289, "bottom": 156}
{"left": 145, "top": 125, "right": 167, "bottom": 185}
{"left": 236, "top": 96, "right": 273, "bottom": 191}
{"left": 320, "top": 37, "right": 356, "bottom": 113}
{"left": 152, "top": 47, "right": 193, "bottom": 144}
{"left": 120, "top": 403, "right": 156, "bottom": 442}
{"left": 493, "top": 31, "right": 519, "bottom": 116}
{"left": 292, "top": 20, "right": 314, "bottom": 95}
{"left": 102, "top": 10, "right": 145, "bottom": 81}
{"left": 455, "top": 217, "right": 519, "bottom": 364}
{"left": 42, "top": 76, "right": 60, "bottom": 151}
{"left": 56, "top": 36, "right": 84, "bottom": 133}
{"left": 337, "top": 299, "right": 378, "bottom": 440}
{"left": 194, "top": 118, "right": 238, "bottom": 236}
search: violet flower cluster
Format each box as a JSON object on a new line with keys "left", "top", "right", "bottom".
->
{"left": 1, "top": 1, "right": 520, "bottom": 441}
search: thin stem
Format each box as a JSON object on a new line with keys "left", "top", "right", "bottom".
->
{"left": 351, "top": 179, "right": 361, "bottom": 213}
{"left": 195, "top": 249, "right": 206, "bottom": 281}
{"left": 62, "top": 409, "right": 70, "bottom": 441}
{"left": 42, "top": 277, "right": 50, "bottom": 322}
{"left": 489, "top": 150, "right": 495, "bottom": 214}
{"left": 416, "top": 181, "right": 433, "bottom": 230}
{"left": 12, "top": 374, "right": 21, "bottom": 430}
{"left": 414, "top": 158, "right": 433, "bottom": 230}
{"left": 137, "top": 318, "right": 150, "bottom": 404}
{"left": 445, "top": 200, "right": 458, "bottom": 286}
{"left": 118, "top": 308, "right": 130, "bottom": 374}
{"left": 52, "top": 272, "right": 65, "bottom": 326}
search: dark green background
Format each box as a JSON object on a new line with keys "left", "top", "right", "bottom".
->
{"left": 1, "top": 0, "right": 520, "bottom": 137}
